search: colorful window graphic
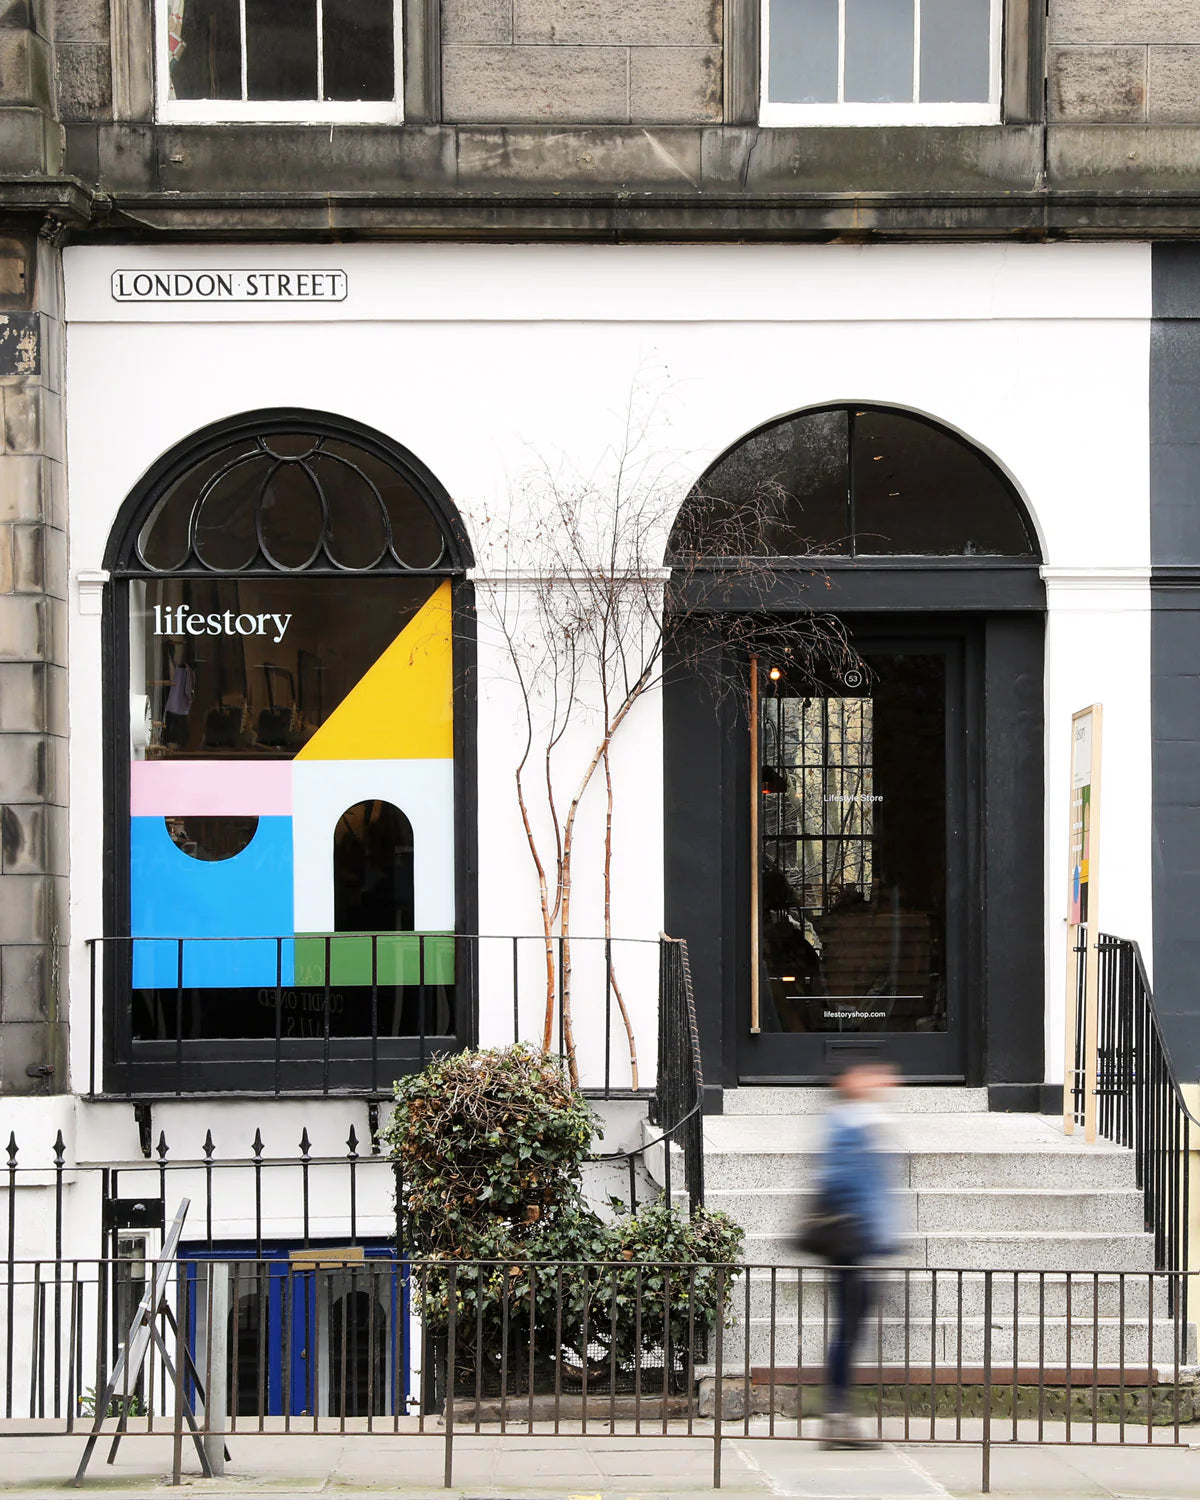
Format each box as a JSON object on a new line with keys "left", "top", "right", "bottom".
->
{"left": 129, "top": 576, "right": 456, "bottom": 1041}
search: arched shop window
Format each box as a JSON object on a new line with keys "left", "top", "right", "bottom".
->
{"left": 103, "top": 411, "right": 471, "bottom": 1094}
{"left": 670, "top": 405, "right": 1037, "bottom": 559}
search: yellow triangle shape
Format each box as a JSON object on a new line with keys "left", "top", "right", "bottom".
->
{"left": 297, "top": 580, "right": 453, "bottom": 761}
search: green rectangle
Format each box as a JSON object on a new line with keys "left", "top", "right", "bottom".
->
{"left": 294, "top": 932, "right": 455, "bottom": 988}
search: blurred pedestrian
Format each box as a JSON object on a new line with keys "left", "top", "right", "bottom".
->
{"left": 801, "top": 1055, "right": 899, "bottom": 1449}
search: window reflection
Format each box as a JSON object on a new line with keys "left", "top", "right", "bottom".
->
{"left": 671, "top": 405, "right": 1035, "bottom": 561}
{"left": 758, "top": 653, "right": 947, "bottom": 1035}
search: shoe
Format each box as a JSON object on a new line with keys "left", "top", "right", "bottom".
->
{"left": 819, "top": 1410, "right": 880, "bottom": 1450}
{"left": 840, "top": 1412, "right": 881, "bottom": 1449}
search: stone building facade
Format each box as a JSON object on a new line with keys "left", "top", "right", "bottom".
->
{"left": 8, "top": 0, "right": 1200, "bottom": 1107}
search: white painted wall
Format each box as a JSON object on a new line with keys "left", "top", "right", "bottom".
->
{"left": 62, "top": 241, "right": 1154, "bottom": 1099}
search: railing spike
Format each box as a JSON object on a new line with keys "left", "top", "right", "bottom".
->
{"left": 6, "top": 1132, "right": 16, "bottom": 1166}
{"left": 202, "top": 1129, "right": 215, "bottom": 1160}
{"left": 299, "top": 1127, "right": 311, "bottom": 1159}
{"left": 156, "top": 1130, "right": 169, "bottom": 1161}
{"left": 52, "top": 1129, "right": 65, "bottom": 1165}
{"left": 252, "top": 1128, "right": 265, "bottom": 1158}
{"left": 347, "top": 1124, "right": 359, "bottom": 1157}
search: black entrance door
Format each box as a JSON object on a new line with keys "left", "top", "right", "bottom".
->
{"left": 739, "top": 633, "right": 971, "bottom": 1081}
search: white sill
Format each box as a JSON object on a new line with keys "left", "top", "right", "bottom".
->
{"left": 758, "top": 101, "right": 1000, "bottom": 128}
{"left": 157, "top": 99, "right": 403, "bottom": 125}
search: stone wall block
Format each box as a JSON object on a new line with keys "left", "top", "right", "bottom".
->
{"left": 442, "top": 0, "right": 511, "bottom": 45}
{"left": 443, "top": 45, "right": 630, "bottom": 123}
{"left": 10, "top": 521, "right": 39, "bottom": 590}
{"left": 1051, "top": 0, "right": 1200, "bottom": 46}
{"left": 2, "top": 382, "right": 40, "bottom": 452}
{"left": 0, "top": 732, "right": 45, "bottom": 800}
{"left": 0, "top": 0, "right": 33, "bottom": 29}
{"left": 55, "top": 0, "right": 110, "bottom": 41}
{"left": 34, "top": 237, "right": 60, "bottom": 323}
{"left": 0, "top": 870, "right": 45, "bottom": 942}
{"left": 0, "top": 106, "right": 56, "bottom": 172}
{"left": 1148, "top": 46, "right": 1200, "bottom": 121}
{"left": 0, "top": 453, "right": 45, "bottom": 522}
{"left": 44, "top": 661, "right": 64, "bottom": 733}
{"left": 42, "top": 456, "right": 65, "bottom": 528}
{"left": 38, "top": 312, "right": 59, "bottom": 392}
{"left": 629, "top": 45, "right": 721, "bottom": 123}
{"left": 514, "top": 0, "right": 719, "bottom": 46}
{"left": 0, "top": 1015, "right": 63, "bottom": 1094}
{"left": 0, "top": 238, "right": 29, "bottom": 303}
{"left": 0, "top": 944, "right": 49, "bottom": 1022}
{"left": 1049, "top": 45, "right": 1146, "bottom": 122}
{"left": 0, "top": 592, "right": 45, "bottom": 658}
{"left": 13, "top": 522, "right": 65, "bottom": 596}
{"left": 0, "top": 522, "right": 10, "bottom": 591}
{"left": 47, "top": 592, "right": 66, "bottom": 667}
{"left": 57, "top": 41, "right": 112, "bottom": 119}
{"left": 0, "top": 26, "right": 54, "bottom": 107}
{"left": 1, "top": 801, "right": 65, "bottom": 873}
{"left": 0, "top": 661, "right": 44, "bottom": 731}
{"left": 0, "top": 26, "right": 33, "bottom": 102}
{"left": 3, "top": 801, "right": 44, "bottom": 872}
{"left": 44, "top": 725, "right": 67, "bottom": 803}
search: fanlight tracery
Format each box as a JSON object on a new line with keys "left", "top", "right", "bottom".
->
{"left": 126, "top": 428, "right": 456, "bottom": 576}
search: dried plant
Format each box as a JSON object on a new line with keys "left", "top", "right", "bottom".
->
{"left": 475, "top": 394, "right": 856, "bottom": 1087}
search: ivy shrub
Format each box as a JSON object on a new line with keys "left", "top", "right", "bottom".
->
{"left": 382, "top": 1043, "right": 744, "bottom": 1394}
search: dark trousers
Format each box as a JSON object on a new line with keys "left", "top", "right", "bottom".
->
{"left": 826, "top": 1265, "right": 875, "bottom": 1411}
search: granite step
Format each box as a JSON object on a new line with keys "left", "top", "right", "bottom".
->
{"left": 722, "top": 1087, "right": 990, "bottom": 1116}
{"left": 716, "top": 1316, "right": 1191, "bottom": 1368}
{"left": 697, "top": 1187, "right": 1146, "bottom": 1236}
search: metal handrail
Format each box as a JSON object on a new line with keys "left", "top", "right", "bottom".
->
{"left": 1089, "top": 934, "right": 1195, "bottom": 1344}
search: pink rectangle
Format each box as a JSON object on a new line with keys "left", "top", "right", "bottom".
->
{"left": 131, "top": 760, "right": 292, "bottom": 817}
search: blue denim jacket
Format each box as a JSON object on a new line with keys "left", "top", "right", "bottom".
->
{"left": 816, "top": 1107, "right": 898, "bottom": 1259}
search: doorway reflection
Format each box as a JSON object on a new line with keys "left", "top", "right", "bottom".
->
{"left": 758, "top": 653, "right": 947, "bottom": 1034}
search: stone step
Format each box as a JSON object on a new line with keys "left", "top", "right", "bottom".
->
{"left": 700, "top": 1147, "right": 1138, "bottom": 1193}
{"left": 735, "top": 1269, "right": 1165, "bottom": 1321}
{"left": 716, "top": 1317, "right": 1192, "bottom": 1368}
{"left": 914, "top": 1189, "right": 1144, "bottom": 1234}
{"left": 699, "top": 1187, "right": 1146, "bottom": 1236}
{"left": 742, "top": 1231, "right": 1157, "bottom": 1272}
{"left": 722, "top": 1087, "right": 991, "bottom": 1116}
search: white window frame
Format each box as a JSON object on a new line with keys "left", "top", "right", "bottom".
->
{"left": 155, "top": 0, "right": 404, "bottom": 124}
{"left": 760, "top": 0, "right": 1003, "bottom": 127}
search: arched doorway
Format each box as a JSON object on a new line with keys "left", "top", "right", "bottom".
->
{"left": 101, "top": 410, "right": 473, "bottom": 1095}
{"left": 665, "top": 405, "right": 1045, "bottom": 1096}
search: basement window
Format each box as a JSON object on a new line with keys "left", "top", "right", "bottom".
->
{"left": 157, "top": 0, "right": 402, "bottom": 124}
{"left": 761, "top": 0, "right": 1002, "bottom": 126}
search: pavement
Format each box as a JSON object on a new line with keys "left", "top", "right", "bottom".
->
{"left": 0, "top": 1420, "right": 1198, "bottom": 1499}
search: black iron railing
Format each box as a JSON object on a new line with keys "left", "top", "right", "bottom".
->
{"left": 1088, "top": 936, "right": 1196, "bottom": 1298}
{"left": 646, "top": 936, "right": 705, "bottom": 1212}
{"left": 85, "top": 932, "right": 679, "bottom": 1101}
{"left": 0, "top": 1255, "right": 1194, "bottom": 1492}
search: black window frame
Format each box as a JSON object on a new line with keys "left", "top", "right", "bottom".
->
{"left": 98, "top": 408, "right": 477, "bottom": 1098}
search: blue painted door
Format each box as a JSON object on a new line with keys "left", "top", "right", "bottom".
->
{"left": 182, "top": 1243, "right": 408, "bottom": 1417}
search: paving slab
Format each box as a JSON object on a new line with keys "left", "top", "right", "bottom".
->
{"left": 0, "top": 1423, "right": 1197, "bottom": 1498}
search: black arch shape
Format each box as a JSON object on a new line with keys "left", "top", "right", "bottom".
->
{"left": 670, "top": 403, "right": 1041, "bottom": 564}
{"left": 103, "top": 407, "right": 474, "bottom": 574}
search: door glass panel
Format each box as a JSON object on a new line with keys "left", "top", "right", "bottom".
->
{"left": 758, "top": 651, "right": 947, "bottom": 1034}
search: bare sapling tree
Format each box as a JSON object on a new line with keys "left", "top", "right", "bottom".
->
{"left": 477, "top": 402, "right": 857, "bottom": 1088}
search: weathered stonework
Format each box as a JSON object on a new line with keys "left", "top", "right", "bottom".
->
{"left": 442, "top": 0, "right": 723, "bottom": 124}
{"left": 1049, "top": 46, "right": 1146, "bottom": 121}
{"left": 1048, "top": 0, "right": 1200, "bottom": 123}
{"left": 0, "top": 231, "right": 68, "bottom": 1096}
